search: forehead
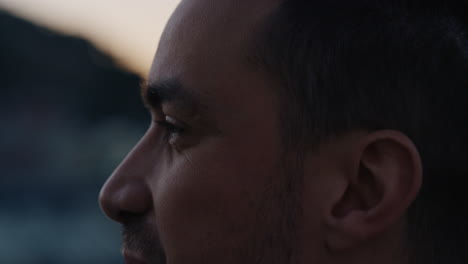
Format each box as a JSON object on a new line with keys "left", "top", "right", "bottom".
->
{"left": 152, "top": 0, "right": 279, "bottom": 73}
{"left": 148, "top": 0, "right": 280, "bottom": 105}
{"left": 146, "top": 0, "right": 283, "bottom": 127}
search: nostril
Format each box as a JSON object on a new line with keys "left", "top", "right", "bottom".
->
{"left": 117, "top": 211, "right": 145, "bottom": 223}
{"left": 99, "top": 180, "right": 153, "bottom": 224}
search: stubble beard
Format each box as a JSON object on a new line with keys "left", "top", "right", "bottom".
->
{"left": 120, "top": 154, "right": 303, "bottom": 264}
{"left": 252, "top": 153, "right": 304, "bottom": 264}
{"left": 121, "top": 222, "right": 166, "bottom": 264}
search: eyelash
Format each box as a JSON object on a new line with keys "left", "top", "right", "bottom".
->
{"left": 156, "top": 121, "right": 182, "bottom": 134}
{"left": 155, "top": 116, "right": 185, "bottom": 135}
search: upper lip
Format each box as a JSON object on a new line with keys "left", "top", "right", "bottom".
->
{"left": 123, "top": 250, "right": 148, "bottom": 264}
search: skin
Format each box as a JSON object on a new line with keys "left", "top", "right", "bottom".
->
{"left": 99, "top": 1, "right": 423, "bottom": 264}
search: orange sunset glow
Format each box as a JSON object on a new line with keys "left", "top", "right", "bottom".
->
{"left": 0, "top": 0, "right": 180, "bottom": 77}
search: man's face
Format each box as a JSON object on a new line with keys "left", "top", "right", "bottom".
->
{"left": 99, "top": 0, "right": 305, "bottom": 263}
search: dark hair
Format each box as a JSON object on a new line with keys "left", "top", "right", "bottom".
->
{"left": 251, "top": 0, "right": 468, "bottom": 263}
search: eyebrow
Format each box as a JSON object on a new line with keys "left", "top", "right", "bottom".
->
{"left": 141, "top": 78, "right": 200, "bottom": 114}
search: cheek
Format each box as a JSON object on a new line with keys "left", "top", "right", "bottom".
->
{"left": 152, "top": 137, "right": 281, "bottom": 260}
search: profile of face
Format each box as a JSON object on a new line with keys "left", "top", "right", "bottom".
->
{"left": 99, "top": 0, "right": 422, "bottom": 264}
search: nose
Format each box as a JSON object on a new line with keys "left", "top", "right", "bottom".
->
{"left": 99, "top": 140, "right": 154, "bottom": 223}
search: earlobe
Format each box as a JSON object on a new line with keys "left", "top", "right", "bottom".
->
{"left": 325, "top": 130, "right": 422, "bottom": 252}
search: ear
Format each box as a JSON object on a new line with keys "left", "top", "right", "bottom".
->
{"left": 325, "top": 130, "right": 422, "bottom": 252}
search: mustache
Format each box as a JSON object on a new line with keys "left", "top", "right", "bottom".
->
{"left": 122, "top": 222, "right": 166, "bottom": 264}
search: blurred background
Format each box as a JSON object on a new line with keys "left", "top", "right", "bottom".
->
{"left": 0, "top": 0, "right": 179, "bottom": 263}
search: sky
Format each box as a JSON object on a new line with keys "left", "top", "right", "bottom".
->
{"left": 0, "top": 0, "right": 180, "bottom": 77}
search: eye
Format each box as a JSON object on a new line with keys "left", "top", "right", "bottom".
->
{"left": 155, "top": 115, "right": 186, "bottom": 136}
{"left": 153, "top": 114, "right": 195, "bottom": 151}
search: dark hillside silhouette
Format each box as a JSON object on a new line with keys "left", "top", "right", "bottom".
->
{"left": 0, "top": 9, "right": 147, "bottom": 264}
